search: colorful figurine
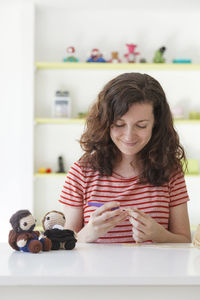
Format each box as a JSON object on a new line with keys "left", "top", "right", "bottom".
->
{"left": 8, "top": 210, "right": 52, "bottom": 253}
{"left": 124, "top": 44, "right": 140, "bottom": 63}
{"left": 87, "top": 48, "right": 107, "bottom": 62}
{"left": 42, "top": 210, "right": 77, "bottom": 250}
{"left": 38, "top": 167, "right": 46, "bottom": 173}
{"left": 109, "top": 51, "right": 121, "bottom": 63}
{"left": 38, "top": 167, "right": 52, "bottom": 174}
{"left": 153, "top": 46, "right": 166, "bottom": 63}
{"left": 77, "top": 112, "right": 88, "bottom": 118}
{"left": 63, "top": 46, "right": 79, "bottom": 62}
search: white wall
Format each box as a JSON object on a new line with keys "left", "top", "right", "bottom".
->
{"left": 35, "top": 0, "right": 200, "bottom": 63}
{"left": 33, "top": 0, "right": 200, "bottom": 227}
{"left": 0, "top": 0, "right": 34, "bottom": 241}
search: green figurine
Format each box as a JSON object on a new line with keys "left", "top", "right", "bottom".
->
{"left": 63, "top": 46, "right": 79, "bottom": 62}
{"left": 153, "top": 46, "right": 166, "bottom": 63}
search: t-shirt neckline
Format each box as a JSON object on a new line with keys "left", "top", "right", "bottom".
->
{"left": 112, "top": 171, "right": 139, "bottom": 181}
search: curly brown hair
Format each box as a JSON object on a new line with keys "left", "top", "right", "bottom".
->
{"left": 79, "top": 72, "right": 185, "bottom": 186}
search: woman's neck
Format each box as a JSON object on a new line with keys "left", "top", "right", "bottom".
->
{"left": 113, "top": 155, "right": 141, "bottom": 178}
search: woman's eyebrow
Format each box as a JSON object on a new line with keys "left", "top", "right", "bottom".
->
{"left": 115, "top": 119, "right": 150, "bottom": 122}
{"left": 137, "top": 119, "right": 150, "bottom": 122}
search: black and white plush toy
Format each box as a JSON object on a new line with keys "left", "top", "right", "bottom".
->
{"left": 42, "top": 210, "right": 77, "bottom": 250}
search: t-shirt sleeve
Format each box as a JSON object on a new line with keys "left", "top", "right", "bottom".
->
{"left": 59, "top": 162, "right": 85, "bottom": 207}
{"left": 169, "top": 171, "right": 189, "bottom": 207}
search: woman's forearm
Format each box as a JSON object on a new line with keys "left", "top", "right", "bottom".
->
{"left": 153, "top": 227, "right": 191, "bottom": 243}
{"left": 77, "top": 224, "right": 97, "bottom": 243}
{"left": 77, "top": 222, "right": 192, "bottom": 243}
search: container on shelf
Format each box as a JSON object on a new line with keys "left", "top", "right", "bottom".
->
{"left": 53, "top": 90, "right": 71, "bottom": 118}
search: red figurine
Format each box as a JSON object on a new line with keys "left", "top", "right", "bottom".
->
{"left": 124, "top": 44, "right": 140, "bottom": 63}
{"left": 87, "top": 48, "right": 107, "bottom": 62}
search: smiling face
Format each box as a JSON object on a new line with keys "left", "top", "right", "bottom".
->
{"left": 110, "top": 102, "right": 154, "bottom": 161}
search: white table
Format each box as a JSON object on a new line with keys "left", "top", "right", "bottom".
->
{"left": 1, "top": 242, "right": 200, "bottom": 300}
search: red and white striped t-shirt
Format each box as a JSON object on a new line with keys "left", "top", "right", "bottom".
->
{"left": 59, "top": 161, "right": 189, "bottom": 243}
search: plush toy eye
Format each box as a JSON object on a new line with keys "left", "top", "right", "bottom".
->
{"left": 23, "top": 222, "right": 27, "bottom": 226}
{"left": 63, "top": 216, "right": 65, "bottom": 220}
{"left": 47, "top": 216, "right": 50, "bottom": 220}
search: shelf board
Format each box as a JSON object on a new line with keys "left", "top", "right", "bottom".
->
{"left": 35, "top": 62, "right": 200, "bottom": 71}
{"left": 185, "top": 174, "right": 200, "bottom": 177}
{"left": 174, "top": 119, "right": 200, "bottom": 124}
{"left": 35, "top": 118, "right": 85, "bottom": 124}
{"left": 34, "top": 118, "right": 200, "bottom": 125}
{"left": 34, "top": 173, "right": 66, "bottom": 178}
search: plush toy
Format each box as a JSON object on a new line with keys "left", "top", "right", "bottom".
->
{"left": 63, "top": 46, "right": 79, "bottom": 62}
{"left": 42, "top": 210, "right": 77, "bottom": 250}
{"left": 8, "top": 209, "right": 52, "bottom": 253}
{"left": 109, "top": 51, "right": 121, "bottom": 63}
{"left": 124, "top": 44, "right": 140, "bottom": 63}
{"left": 153, "top": 46, "right": 166, "bottom": 63}
{"left": 87, "top": 48, "right": 107, "bottom": 62}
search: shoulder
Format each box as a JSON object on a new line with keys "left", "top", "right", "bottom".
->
{"left": 169, "top": 170, "right": 185, "bottom": 186}
{"left": 69, "top": 160, "right": 99, "bottom": 177}
{"left": 168, "top": 170, "right": 188, "bottom": 194}
{"left": 66, "top": 161, "right": 101, "bottom": 188}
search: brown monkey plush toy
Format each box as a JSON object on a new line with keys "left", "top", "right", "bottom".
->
{"left": 8, "top": 209, "right": 52, "bottom": 253}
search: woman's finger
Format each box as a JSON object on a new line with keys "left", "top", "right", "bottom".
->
{"left": 91, "top": 207, "right": 125, "bottom": 226}
{"left": 106, "top": 210, "right": 129, "bottom": 226}
{"left": 93, "top": 201, "right": 120, "bottom": 217}
{"left": 129, "top": 217, "right": 146, "bottom": 233}
{"left": 128, "top": 209, "right": 148, "bottom": 225}
{"left": 132, "top": 229, "right": 146, "bottom": 242}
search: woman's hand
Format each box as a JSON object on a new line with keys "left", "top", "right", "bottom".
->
{"left": 128, "top": 208, "right": 165, "bottom": 243}
{"left": 78, "top": 201, "right": 128, "bottom": 242}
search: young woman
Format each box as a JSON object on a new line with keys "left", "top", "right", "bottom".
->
{"left": 59, "top": 72, "right": 191, "bottom": 244}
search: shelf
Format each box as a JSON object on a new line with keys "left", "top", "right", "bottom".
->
{"left": 35, "top": 62, "right": 200, "bottom": 71}
{"left": 34, "top": 118, "right": 200, "bottom": 125}
{"left": 34, "top": 173, "right": 66, "bottom": 178}
{"left": 185, "top": 174, "right": 200, "bottom": 177}
{"left": 35, "top": 118, "right": 85, "bottom": 124}
{"left": 174, "top": 119, "right": 200, "bottom": 124}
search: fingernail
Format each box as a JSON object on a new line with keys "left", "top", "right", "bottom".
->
{"left": 111, "top": 206, "right": 120, "bottom": 211}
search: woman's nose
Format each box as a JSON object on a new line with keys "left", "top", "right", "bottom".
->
{"left": 123, "top": 126, "right": 136, "bottom": 140}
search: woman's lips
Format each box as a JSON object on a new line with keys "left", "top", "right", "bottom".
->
{"left": 121, "top": 141, "right": 137, "bottom": 146}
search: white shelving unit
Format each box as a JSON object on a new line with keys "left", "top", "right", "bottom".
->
{"left": 34, "top": 0, "right": 200, "bottom": 227}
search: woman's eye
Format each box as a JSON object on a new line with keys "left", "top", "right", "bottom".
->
{"left": 136, "top": 125, "right": 147, "bottom": 129}
{"left": 114, "top": 124, "right": 124, "bottom": 127}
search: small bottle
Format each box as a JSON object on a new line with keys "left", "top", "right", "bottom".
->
{"left": 53, "top": 90, "right": 71, "bottom": 118}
